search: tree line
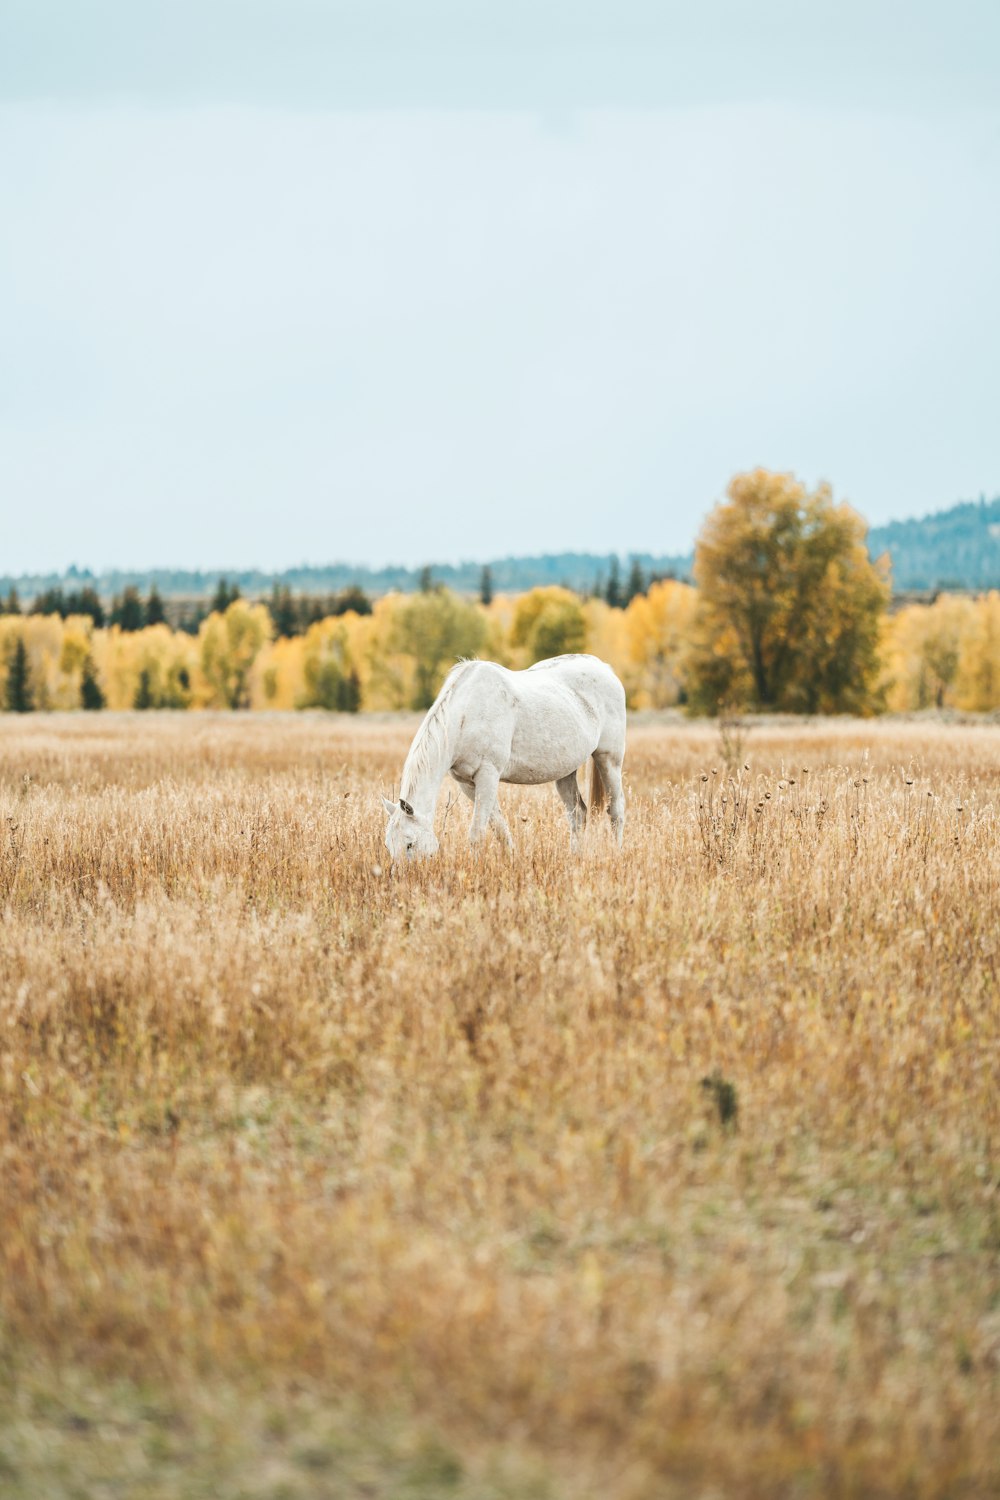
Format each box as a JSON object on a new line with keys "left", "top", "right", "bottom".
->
{"left": 3, "top": 565, "right": 669, "bottom": 635}
{"left": 3, "top": 471, "right": 999, "bottom": 716}
{"left": 0, "top": 579, "right": 376, "bottom": 637}
{"left": 0, "top": 549, "right": 696, "bottom": 607}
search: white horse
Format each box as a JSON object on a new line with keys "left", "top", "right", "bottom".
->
{"left": 381, "top": 653, "right": 626, "bottom": 858}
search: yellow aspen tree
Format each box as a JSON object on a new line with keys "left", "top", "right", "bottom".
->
{"left": 481, "top": 595, "right": 517, "bottom": 667}
{"left": 91, "top": 624, "right": 197, "bottom": 709}
{"left": 297, "top": 617, "right": 362, "bottom": 711}
{"left": 362, "top": 594, "right": 416, "bottom": 710}
{"left": 13, "top": 615, "right": 67, "bottom": 710}
{"left": 956, "top": 592, "right": 1000, "bottom": 711}
{"left": 198, "top": 601, "right": 273, "bottom": 709}
{"left": 881, "top": 596, "right": 975, "bottom": 711}
{"left": 387, "top": 589, "right": 488, "bottom": 708}
{"left": 508, "top": 587, "right": 586, "bottom": 667}
{"left": 255, "top": 636, "right": 306, "bottom": 710}
{"left": 623, "top": 579, "right": 698, "bottom": 708}
{"left": 582, "top": 597, "right": 632, "bottom": 698}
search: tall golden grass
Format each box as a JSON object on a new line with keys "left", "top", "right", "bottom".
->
{"left": 1, "top": 713, "right": 998, "bottom": 1498}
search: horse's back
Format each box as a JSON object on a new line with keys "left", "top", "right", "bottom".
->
{"left": 525, "top": 653, "right": 620, "bottom": 691}
{"left": 451, "top": 654, "right": 619, "bottom": 705}
{"left": 509, "top": 655, "right": 626, "bottom": 778}
{"left": 446, "top": 655, "right": 625, "bottom": 785}
{"left": 525, "top": 654, "right": 625, "bottom": 731}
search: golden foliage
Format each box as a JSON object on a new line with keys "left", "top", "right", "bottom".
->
{"left": 198, "top": 600, "right": 273, "bottom": 709}
{"left": 689, "top": 469, "right": 890, "bottom": 713}
{"left": 3, "top": 569, "right": 1000, "bottom": 718}
{"left": 509, "top": 586, "right": 587, "bottom": 665}
{"left": 0, "top": 612, "right": 87, "bottom": 710}
{"left": 956, "top": 591, "right": 1000, "bottom": 710}
{"left": 622, "top": 578, "right": 698, "bottom": 708}
{"left": 882, "top": 592, "right": 1000, "bottom": 713}
{"left": 92, "top": 623, "right": 198, "bottom": 710}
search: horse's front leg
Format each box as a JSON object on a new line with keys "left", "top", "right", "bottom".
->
{"left": 470, "top": 764, "right": 504, "bottom": 847}
{"left": 487, "top": 802, "right": 514, "bottom": 850}
{"left": 454, "top": 775, "right": 513, "bottom": 849}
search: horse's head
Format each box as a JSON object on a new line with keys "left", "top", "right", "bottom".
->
{"left": 381, "top": 797, "right": 439, "bottom": 860}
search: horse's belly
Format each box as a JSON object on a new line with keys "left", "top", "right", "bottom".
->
{"left": 502, "top": 713, "right": 597, "bottom": 784}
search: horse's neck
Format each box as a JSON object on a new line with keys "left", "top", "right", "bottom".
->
{"left": 400, "top": 707, "right": 452, "bottom": 815}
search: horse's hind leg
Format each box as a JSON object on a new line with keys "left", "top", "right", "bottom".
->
{"left": 593, "top": 752, "right": 625, "bottom": 847}
{"left": 555, "top": 772, "right": 587, "bottom": 850}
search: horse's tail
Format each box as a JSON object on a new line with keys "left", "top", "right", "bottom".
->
{"left": 588, "top": 756, "right": 607, "bottom": 819}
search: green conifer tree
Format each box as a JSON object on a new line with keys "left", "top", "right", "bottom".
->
{"left": 64, "top": 587, "right": 105, "bottom": 625}
{"left": 605, "top": 556, "right": 623, "bottom": 609}
{"left": 269, "top": 585, "right": 298, "bottom": 638}
{"left": 332, "top": 586, "right": 372, "bottom": 617}
{"left": 4, "top": 637, "right": 34, "bottom": 713}
{"left": 33, "top": 587, "right": 67, "bottom": 617}
{"left": 625, "top": 558, "right": 645, "bottom": 604}
{"left": 80, "top": 656, "right": 105, "bottom": 710}
{"left": 145, "top": 587, "right": 167, "bottom": 627}
{"left": 134, "top": 667, "right": 155, "bottom": 710}
{"left": 111, "top": 587, "right": 145, "bottom": 631}
{"left": 211, "top": 578, "right": 241, "bottom": 613}
{"left": 342, "top": 667, "right": 362, "bottom": 713}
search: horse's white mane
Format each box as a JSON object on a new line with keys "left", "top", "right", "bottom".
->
{"left": 400, "top": 659, "right": 478, "bottom": 795}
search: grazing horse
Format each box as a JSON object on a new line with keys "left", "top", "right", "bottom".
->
{"left": 381, "top": 654, "right": 626, "bottom": 858}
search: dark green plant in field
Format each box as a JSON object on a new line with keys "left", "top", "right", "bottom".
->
{"left": 700, "top": 1070, "right": 739, "bottom": 1130}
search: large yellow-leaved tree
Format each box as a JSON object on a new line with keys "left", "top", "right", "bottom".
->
{"left": 687, "top": 469, "right": 890, "bottom": 714}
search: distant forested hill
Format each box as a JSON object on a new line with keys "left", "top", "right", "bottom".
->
{"left": 867, "top": 496, "right": 1000, "bottom": 590}
{"left": 3, "top": 496, "right": 999, "bottom": 601}
{"left": 0, "top": 551, "right": 694, "bottom": 602}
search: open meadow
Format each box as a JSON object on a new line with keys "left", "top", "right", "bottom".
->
{"left": 1, "top": 711, "right": 998, "bottom": 1499}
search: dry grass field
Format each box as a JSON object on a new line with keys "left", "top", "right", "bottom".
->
{"left": 1, "top": 711, "right": 999, "bottom": 1499}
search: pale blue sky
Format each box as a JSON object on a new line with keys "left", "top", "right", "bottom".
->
{"left": 2, "top": 2, "right": 998, "bottom": 573}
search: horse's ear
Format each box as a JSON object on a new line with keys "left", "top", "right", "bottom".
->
{"left": 381, "top": 796, "right": 396, "bottom": 817}
{"left": 399, "top": 798, "right": 415, "bottom": 817}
